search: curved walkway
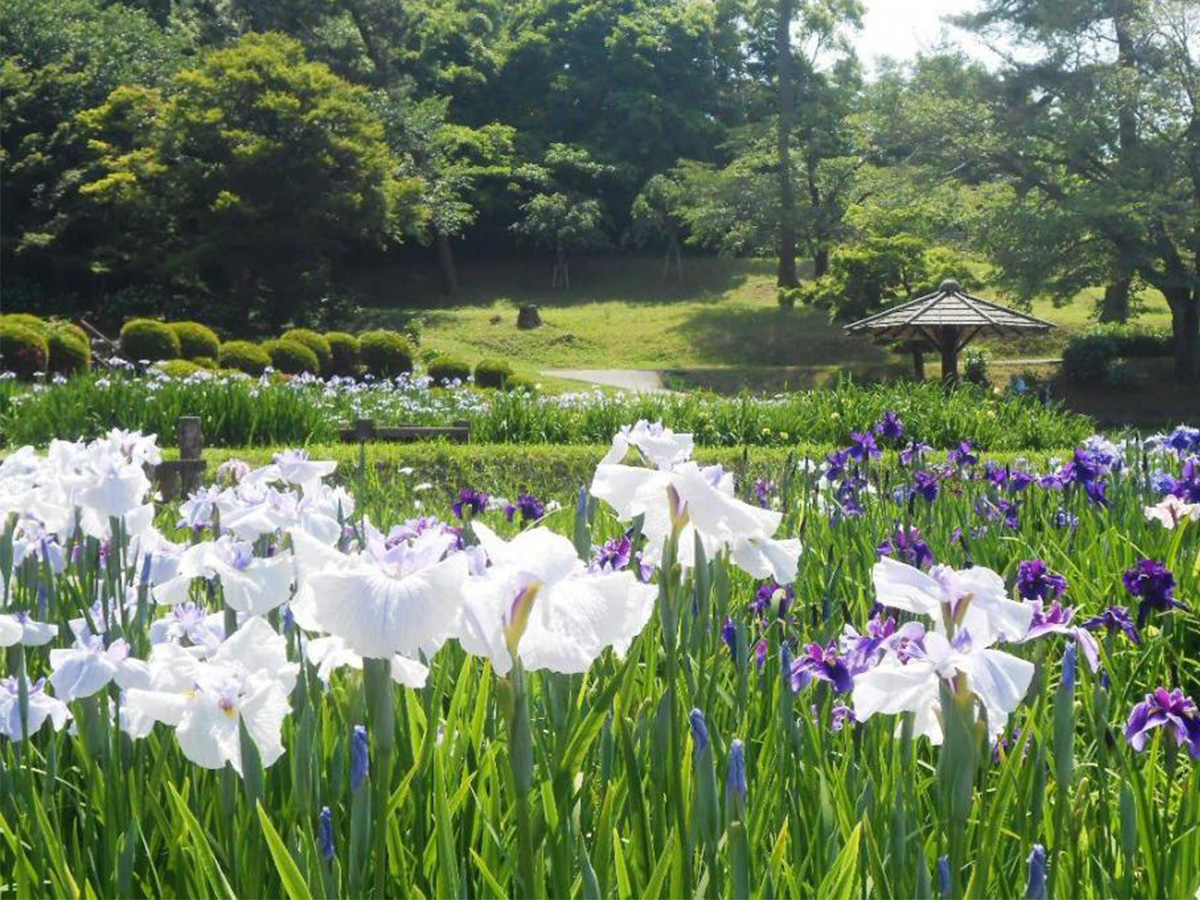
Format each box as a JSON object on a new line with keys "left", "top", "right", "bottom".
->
{"left": 542, "top": 368, "right": 670, "bottom": 392}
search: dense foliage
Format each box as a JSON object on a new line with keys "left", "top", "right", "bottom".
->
{"left": 0, "top": 371, "right": 1094, "bottom": 451}
{"left": 1, "top": 420, "right": 1197, "bottom": 899}
{"left": 3, "top": 0, "right": 1196, "bottom": 377}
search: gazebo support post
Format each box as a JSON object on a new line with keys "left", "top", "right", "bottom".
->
{"left": 940, "top": 325, "right": 959, "bottom": 384}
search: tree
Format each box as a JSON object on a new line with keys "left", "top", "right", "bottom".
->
{"left": 0, "top": 0, "right": 187, "bottom": 304}
{"left": 78, "top": 33, "right": 425, "bottom": 326}
{"left": 958, "top": 0, "right": 1200, "bottom": 380}
{"left": 629, "top": 173, "right": 689, "bottom": 280}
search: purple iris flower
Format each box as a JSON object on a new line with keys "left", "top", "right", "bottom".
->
{"left": 948, "top": 441, "right": 978, "bottom": 467}
{"left": 1084, "top": 480, "right": 1108, "bottom": 507}
{"left": 833, "top": 480, "right": 866, "bottom": 520}
{"left": 1170, "top": 457, "right": 1200, "bottom": 503}
{"left": 1016, "top": 559, "right": 1068, "bottom": 602}
{"left": 451, "top": 488, "right": 489, "bottom": 519}
{"left": 721, "top": 617, "right": 738, "bottom": 662}
{"left": 1059, "top": 448, "right": 1105, "bottom": 485}
{"left": 1150, "top": 470, "right": 1176, "bottom": 495}
{"left": 1026, "top": 845, "right": 1048, "bottom": 900}
{"left": 1125, "top": 688, "right": 1200, "bottom": 758}
{"left": 591, "top": 535, "right": 632, "bottom": 572}
{"left": 839, "top": 613, "right": 899, "bottom": 672}
{"left": 831, "top": 703, "right": 857, "bottom": 732}
{"left": 1080, "top": 606, "right": 1141, "bottom": 646}
{"left": 1023, "top": 600, "right": 1100, "bottom": 672}
{"left": 876, "top": 525, "right": 934, "bottom": 569}
{"left": 726, "top": 739, "right": 747, "bottom": 811}
{"left": 992, "top": 727, "right": 1029, "bottom": 766}
{"left": 791, "top": 642, "right": 854, "bottom": 694}
{"left": 504, "top": 492, "right": 545, "bottom": 524}
{"left": 750, "top": 580, "right": 794, "bottom": 620}
{"left": 824, "top": 449, "right": 850, "bottom": 481}
{"left": 754, "top": 637, "right": 768, "bottom": 674}
{"left": 899, "top": 441, "right": 932, "bottom": 466}
{"left": 1053, "top": 507, "right": 1078, "bottom": 530}
{"left": 912, "top": 470, "right": 939, "bottom": 503}
{"left": 874, "top": 411, "right": 905, "bottom": 442}
{"left": 753, "top": 478, "right": 775, "bottom": 508}
{"left": 1008, "top": 470, "right": 1035, "bottom": 492}
{"left": 848, "top": 431, "right": 881, "bottom": 461}
{"left": 1122, "top": 559, "right": 1185, "bottom": 627}
{"left": 1165, "top": 426, "right": 1200, "bottom": 457}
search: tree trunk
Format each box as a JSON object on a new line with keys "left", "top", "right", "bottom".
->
{"left": 1099, "top": 271, "right": 1132, "bottom": 322}
{"left": 814, "top": 246, "right": 829, "bottom": 279}
{"left": 775, "top": 0, "right": 798, "bottom": 288}
{"left": 436, "top": 231, "right": 460, "bottom": 297}
{"left": 1168, "top": 290, "right": 1199, "bottom": 381}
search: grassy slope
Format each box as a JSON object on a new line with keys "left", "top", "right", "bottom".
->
{"left": 348, "top": 255, "right": 1173, "bottom": 377}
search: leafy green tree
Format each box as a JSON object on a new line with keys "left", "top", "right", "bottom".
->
{"left": 78, "top": 33, "right": 424, "bottom": 326}
{"left": 511, "top": 144, "right": 612, "bottom": 287}
{"left": 956, "top": 0, "right": 1200, "bottom": 380}
{"left": 0, "top": 0, "right": 187, "bottom": 304}
{"left": 629, "top": 173, "right": 689, "bottom": 280}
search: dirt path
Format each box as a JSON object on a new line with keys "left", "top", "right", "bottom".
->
{"left": 542, "top": 369, "right": 670, "bottom": 392}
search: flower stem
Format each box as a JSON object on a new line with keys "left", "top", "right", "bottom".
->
{"left": 363, "top": 658, "right": 394, "bottom": 899}
{"left": 504, "top": 662, "right": 540, "bottom": 899}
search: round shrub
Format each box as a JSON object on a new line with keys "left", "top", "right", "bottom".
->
{"left": 46, "top": 329, "right": 91, "bottom": 376}
{"left": 120, "top": 318, "right": 180, "bottom": 362}
{"left": 281, "top": 329, "right": 332, "bottom": 374}
{"left": 50, "top": 320, "right": 89, "bottom": 346}
{"left": 324, "top": 331, "right": 360, "bottom": 376}
{"left": 1, "top": 313, "right": 49, "bottom": 336}
{"left": 170, "top": 321, "right": 221, "bottom": 360}
{"left": 506, "top": 374, "right": 537, "bottom": 394}
{"left": 0, "top": 322, "right": 49, "bottom": 379}
{"left": 427, "top": 356, "right": 472, "bottom": 386}
{"left": 219, "top": 340, "right": 272, "bottom": 376}
{"left": 263, "top": 338, "right": 320, "bottom": 375}
{"left": 1061, "top": 334, "right": 1119, "bottom": 382}
{"left": 474, "top": 358, "right": 513, "bottom": 390}
{"left": 359, "top": 330, "right": 414, "bottom": 378}
{"left": 154, "top": 359, "right": 204, "bottom": 378}
{"left": 192, "top": 356, "right": 218, "bottom": 370}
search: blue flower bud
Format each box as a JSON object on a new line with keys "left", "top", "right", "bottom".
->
{"left": 937, "top": 856, "right": 950, "bottom": 897}
{"left": 689, "top": 708, "right": 709, "bottom": 756}
{"left": 1062, "top": 642, "right": 1077, "bottom": 694}
{"left": 317, "top": 806, "right": 334, "bottom": 862}
{"left": 351, "top": 724, "right": 369, "bottom": 793}
{"left": 1025, "top": 844, "right": 1047, "bottom": 900}
{"left": 780, "top": 642, "right": 795, "bottom": 696}
{"left": 726, "top": 738, "right": 747, "bottom": 813}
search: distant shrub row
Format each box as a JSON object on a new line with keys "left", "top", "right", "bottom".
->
{"left": 3, "top": 314, "right": 533, "bottom": 391}
{"left": 0, "top": 314, "right": 91, "bottom": 379}
{"left": 1061, "top": 324, "right": 1172, "bottom": 387}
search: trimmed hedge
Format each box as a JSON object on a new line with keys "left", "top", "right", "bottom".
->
{"left": 154, "top": 359, "right": 205, "bottom": 378}
{"left": 219, "top": 340, "right": 272, "bottom": 376}
{"left": 170, "top": 321, "right": 221, "bottom": 360}
{"left": 427, "top": 356, "right": 472, "bottom": 386}
{"left": 474, "top": 358, "right": 513, "bottom": 390}
{"left": 46, "top": 329, "right": 91, "bottom": 376}
{"left": 0, "top": 322, "right": 49, "bottom": 379}
{"left": 264, "top": 338, "right": 320, "bottom": 375}
{"left": 359, "top": 330, "right": 414, "bottom": 378}
{"left": 281, "top": 329, "right": 333, "bottom": 374}
{"left": 120, "top": 318, "right": 180, "bottom": 362}
{"left": 1061, "top": 325, "right": 1173, "bottom": 383}
{"left": 325, "top": 332, "right": 361, "bottom": 377}
{"left": 507, "top": 374, "right": 537, "bottom": 394}
{"left": 0, "top": 313, "right": 49, "bottom": 336}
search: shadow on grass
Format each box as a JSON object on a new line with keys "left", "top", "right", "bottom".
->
{"left": 673, "top": 303, "right": 894, "bottom": 368}
{"left": 349, "top": 255, "right": 779, "bottom": 322}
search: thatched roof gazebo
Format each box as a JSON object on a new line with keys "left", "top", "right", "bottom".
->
{"left": 844, "top": 279, "right": 1055, "bottom": 382}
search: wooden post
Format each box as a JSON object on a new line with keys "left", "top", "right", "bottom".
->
{"left": 154, "top": 416, "right": 207, "bottom": 500}
{"left": 354, "top": 418, "right": 377, "bottom": 442}
{"left": 940, "top": 326, "right": 959, "bottom": 385}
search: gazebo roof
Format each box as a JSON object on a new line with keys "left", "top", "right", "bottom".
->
{"left": 844, "top": 279, "right": 1055, "bottom": 344}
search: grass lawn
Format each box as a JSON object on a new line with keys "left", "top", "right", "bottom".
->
{"left": 348, "top": 255, "right": 1174, "bottom": 383}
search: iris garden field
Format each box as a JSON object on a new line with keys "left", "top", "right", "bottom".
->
{"left": 0, "top": 392, "right": 1198, "bottom": 899}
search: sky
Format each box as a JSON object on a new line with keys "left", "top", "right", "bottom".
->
{"left": 852, "top": 0, "right": 1001, "bottom": 71}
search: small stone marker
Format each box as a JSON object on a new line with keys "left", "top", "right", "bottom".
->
{"left": 155, "top": 415, "right": 208, "bottom": 500}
